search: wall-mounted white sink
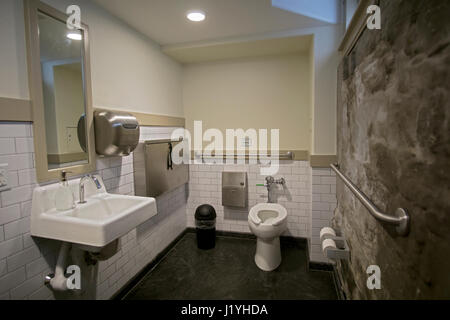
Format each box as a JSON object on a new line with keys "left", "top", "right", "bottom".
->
{"left": 31, "top": 175, "right": 156, "bottom": 249}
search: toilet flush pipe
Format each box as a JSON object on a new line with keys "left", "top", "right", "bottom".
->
{"left": 256, "top": 177, "right": 286, "bottom": 203}
{"left": 45, "top": 242, "right": 71, "bottom": 291}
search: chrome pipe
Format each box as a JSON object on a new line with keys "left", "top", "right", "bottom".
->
{"left": 330, "top": 163, "right": 410, "bottom": 236}
{"left": 145, "top": 137, "right": 184, "bottom": 145}
{"left": 196, "top": 151, "right": 294, "bottom": 161}
{"left": 78, "top": 174, "right": 102, "bottom": 204}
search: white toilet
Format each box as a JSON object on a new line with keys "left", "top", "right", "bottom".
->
{"left": 248, "top": 203, "right": 288, "bottom": 271}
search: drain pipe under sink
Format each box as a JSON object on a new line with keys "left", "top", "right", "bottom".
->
{"left": 45, "top": 242, "right": 71, "bottom": 291}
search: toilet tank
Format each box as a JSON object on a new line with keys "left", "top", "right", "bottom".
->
{"left": 222, "top": 172, "right": 248, "bottom": 208}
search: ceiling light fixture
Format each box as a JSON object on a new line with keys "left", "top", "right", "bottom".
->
{"left": 186, "top": 10, "right": 206, "bottom": 22}
{"left": 67, "top": 31, "right": 82, "bottom": 41}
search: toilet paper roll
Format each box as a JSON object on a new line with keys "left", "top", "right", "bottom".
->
{"left": 322, "top": 238, "right": 337, "bottom": 256}
{"left": 320, "top": 227, "right": 336, "bottom": 242}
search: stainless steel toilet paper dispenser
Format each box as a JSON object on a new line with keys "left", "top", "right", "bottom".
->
{"left": 94, "top": 109, "right": 140, "bottom": 156}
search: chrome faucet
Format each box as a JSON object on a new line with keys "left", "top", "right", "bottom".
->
{"left": 79, "top": 174, "right": 102, "bottom": 204}
{"left": 264, "top": 176, "right": 285, "bottom": 203}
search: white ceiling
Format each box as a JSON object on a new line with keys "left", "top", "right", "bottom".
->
{"left": 93, "top": 0, "right": 331, "bottom": 46}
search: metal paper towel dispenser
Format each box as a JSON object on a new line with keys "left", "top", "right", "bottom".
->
{"left": 94, "top": 110, "right": 140, "bottom": 156}
{"left": 133, "top": 139, "right": 189, "bottom": 197}
{"left": 222, "top": 172, "right": 248, "bottom": 208}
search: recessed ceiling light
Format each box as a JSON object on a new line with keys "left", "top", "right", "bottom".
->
{"left": 186, "top": 10, "right": 206, "bottom": 22}
{"left": 67, "top": 32, "right": 82, "bottom": 41}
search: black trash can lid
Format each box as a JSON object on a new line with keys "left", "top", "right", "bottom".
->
{"left": 195, "top": 204, "right": 216, "bottom": 220}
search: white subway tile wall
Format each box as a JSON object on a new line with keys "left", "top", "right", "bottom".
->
{"left": 186, "top": 161, "right": 312, "bottom": 238}
{"left": 310, "top": 168, "right": 337, "bottom": 263}
{"left": 0, "top": 122, "right": 336, "bottom": 299}
{"left": 0, "top": 123, "right": 186, "bottom": 300}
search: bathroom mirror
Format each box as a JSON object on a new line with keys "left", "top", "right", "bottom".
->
{"left": 24, "top": 0, "right": 96, "bottom": 182}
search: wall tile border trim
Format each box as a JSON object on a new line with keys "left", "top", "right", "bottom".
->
{"left": 95, "top": 107, "right": 185, "bottom": 127}
{"left": 0, "top": 97, "right": 186, "bottom": 128}
{"left": 0, "top": 97, "right": 33, "bottom": 122}
{"left": 188, "top": 151, "right": 338, "bottom": 164}
{"left": 309, "top": 155, "right": 337, "bottom": 168}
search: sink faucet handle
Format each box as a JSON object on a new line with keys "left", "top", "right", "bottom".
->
{"left": 91, "top": 175, "right": 102, "bottom": 189}
{"left": 81, "top": 174, "right": 102, "bottom": 189}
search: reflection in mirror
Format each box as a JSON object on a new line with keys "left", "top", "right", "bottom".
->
{"left": 38, "top": 11, "right": 88, "bottom": 169}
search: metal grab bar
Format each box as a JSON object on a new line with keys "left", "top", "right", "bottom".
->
{"left": 197, "top": 151, "right": 294, "bottom": 160}
{"left": 330, "top": 164, "right": 410, "bottom": 236}
{"left": 145, "top": 137, "right": 184, "bottom": 145}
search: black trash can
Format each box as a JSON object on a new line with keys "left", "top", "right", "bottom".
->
{"left": 195, "top": 204, "right": 216, "bottom": 250}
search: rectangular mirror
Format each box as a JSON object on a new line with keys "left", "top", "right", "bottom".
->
{"left": 38, "top": 11, "right": 88, "bottom": 169}
{"left": 24, "top": 0, "right": 96, "bottom": 182}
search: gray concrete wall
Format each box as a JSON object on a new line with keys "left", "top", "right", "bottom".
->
{"left": 335, "top": 0, "right": 450, "bottom": 299}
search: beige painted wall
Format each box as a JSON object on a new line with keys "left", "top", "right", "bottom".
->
{"left": 213, "top": 25, "right": 343, "bottom": 155}
{"left": 181, "top": 24, "right": 342, "bottom": 155}
{"left": 0, "top": 0, "right": 29, "bottom": 99}
{"left": 0, "top": 0, "right": 184, "bottom": 117}
{"left": 183, "top": 53, "right": 312, "bottom": 151}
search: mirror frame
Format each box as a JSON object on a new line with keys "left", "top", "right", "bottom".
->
{"left": 24, "top": 0, "right": 96, "bottom": 183}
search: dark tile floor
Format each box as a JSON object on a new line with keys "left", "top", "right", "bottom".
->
{"left": 124, "top": 232, "right": 338, "bottom": 300}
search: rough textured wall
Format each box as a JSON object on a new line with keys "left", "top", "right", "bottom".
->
{"left": 335, "top": 0, "right": 450, "bottom": 299}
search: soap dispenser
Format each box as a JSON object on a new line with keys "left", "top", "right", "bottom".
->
{"left": 55, "top": 171, "right": 75, "bottom": 211}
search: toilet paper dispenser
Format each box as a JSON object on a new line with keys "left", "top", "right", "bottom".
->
{"left": 320, "top": 227, "right": 350, "bottom": 261}
{"left": 94, "top": 109, "right": 140, "bottom": 156}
